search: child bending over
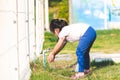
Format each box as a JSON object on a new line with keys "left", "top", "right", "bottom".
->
{"left": 48, "top": 19, "right": 96, "bottom": 79}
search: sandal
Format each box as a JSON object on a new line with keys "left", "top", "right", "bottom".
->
{"left": 84, "top": 70, "right": 91, "bottom": 74}
{"left": 71, "top": 73, "right": 84, "bottom": 79}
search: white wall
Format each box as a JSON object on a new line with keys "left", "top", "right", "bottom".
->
{"left": 109, "top": 22, "right": 120, "bottom": 29}
{"left": 0, "top": 0, "right": 44, "bottom": 80}
{"left": 0, "top": 0, "right": 19, "bottom": 80}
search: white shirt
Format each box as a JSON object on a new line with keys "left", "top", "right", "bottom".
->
{"left": 58, "top": 23, "right": 90, "bottom": 42}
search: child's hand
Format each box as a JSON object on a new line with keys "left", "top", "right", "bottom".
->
{"left": 47, "top": 52, "right": 55, "bottom": 63}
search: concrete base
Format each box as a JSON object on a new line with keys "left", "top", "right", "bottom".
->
{"left": 90, "top": 52, "right": 120, "bottom": 63}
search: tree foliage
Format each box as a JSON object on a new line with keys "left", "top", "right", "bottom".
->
{"left": 49, "top": 0, "right": 62, "bottom": 7}
{"left": 49, "top": 0, "right": 69, "bottom": 22}
{"left": 57, "top": 0, "right": 69, "bottom": 22}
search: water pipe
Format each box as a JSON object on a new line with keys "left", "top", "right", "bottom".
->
{"left": 42, "top": 48, "right": 50, "bottom": 68}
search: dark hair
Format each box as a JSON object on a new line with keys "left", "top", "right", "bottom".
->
{"left": 50, "top": 19, "right": 68, "bottom": 33}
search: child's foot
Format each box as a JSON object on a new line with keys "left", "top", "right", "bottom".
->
{"left": 84, "top": 69, "right": 91, "bottom": 74}
{"left": 71, "top": 72, "right": 84, "bottom": 79}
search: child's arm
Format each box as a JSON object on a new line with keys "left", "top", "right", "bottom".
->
{"left": 48, "top": 36, "right": 67, "bottom": 62}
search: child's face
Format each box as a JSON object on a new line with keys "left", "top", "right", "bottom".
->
{"left": 54, "top": 28, "right": 60, "bottom": 36}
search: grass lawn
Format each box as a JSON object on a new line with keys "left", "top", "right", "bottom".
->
{"left": 43, "top": 29, "right": 120, "bottom": 53}
{"left": 30, "top": 29, "right": 120, "bottom": 80}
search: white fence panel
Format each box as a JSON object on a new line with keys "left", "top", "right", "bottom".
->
{"left": 0, "top": 0, "right": 45, "bottom": 80}
{"left": 28, "top": 0, "right": 36, "bottom": 61}
{"left": 17, "top": 0, "right": 31, "bottom": 79}
{"left": 0, "top": 0, "right": 18, "bottom": 80}
{"left": 36, "top": 0, "right": 44, "bottom": 56}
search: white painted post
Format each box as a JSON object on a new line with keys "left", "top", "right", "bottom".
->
{"left": 28, "top": 0, "right": 36, "bottom": 61}
{"left": 104, "top": 0, "right": 108, "bottom": 29}
{"left": 36, "top": 0, "right": 44, "bottom": 56}
{"left": 17, "top": 0, "right": 31, "bottom": 79}
{"left": 36, "top": 0, "right": 40, "bottom": 56}
{"left": 69, "top": 0, "right": 72, "bottom": 24}
{"left": 45, "top": 0, "right": 49, "bottom": 31}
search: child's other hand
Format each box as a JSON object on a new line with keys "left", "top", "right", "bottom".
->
{"left": 48, "top": 53, "right": 55, "bottom": 63}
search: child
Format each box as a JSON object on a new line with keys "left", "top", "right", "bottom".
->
{"left": 47, "top": 19, "right": 96, "bottom": 79}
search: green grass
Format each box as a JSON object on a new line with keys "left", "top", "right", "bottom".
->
{"left": 30, "top": 29, "right": 120, "bottom": 80}
{"left": 30, "top": 58, "right": 75, "bottom": 80}
{"left": 92, "top": 29, "right": 120, "bottom": 53}
{"left": 44, "top": 29, "right": 120, "bottom": 53}
{"left": 30, "top": 57, "right": 120, "bottom": 80}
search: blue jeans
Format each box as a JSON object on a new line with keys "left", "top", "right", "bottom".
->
{"left": 76, "top": 27, "right": 96, "bottom": 72}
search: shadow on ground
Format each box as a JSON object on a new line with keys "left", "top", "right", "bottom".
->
{"left": 91, "top": 59, "right": 115, "bottom": 69}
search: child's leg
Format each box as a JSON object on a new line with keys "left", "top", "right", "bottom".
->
{"left": 76, "top": 27, "right": 96, "bottom": 72}
{"left": 84, "top": 47, "right": 91, "bottom": 74}
{"left": 76, "top": 37, "right": 89, "bottom": 72}
{"left": 72, "top": 40, "right": 90, "bottom": 79}
{"left": 84, "top": 49, "right": 90, "bottom": 70}
{"left": 72, "top": 27, "right": 96, "bottom": 79}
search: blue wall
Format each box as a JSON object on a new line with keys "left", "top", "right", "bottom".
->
{"left": 70, "top": 0, "right": 120, "bottom": 30}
